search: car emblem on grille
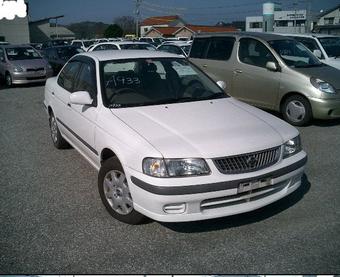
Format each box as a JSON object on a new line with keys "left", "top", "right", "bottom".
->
{"left": 246, "top": 155, "right": 257, "bottom": 167}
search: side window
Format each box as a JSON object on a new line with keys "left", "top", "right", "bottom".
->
{"left": 57, "top": 61, "right": 82, "bottom": 92}
{"left": 239, "top": 38, "right": 276, "bottom": 68}
{"left": 74, "top": 62, "right": 97, "bottom": 99}
{"left": 72, "top": 42, "right": 81, "bottom": 48}
{"left": 190, "top": 38, "right": 210, "bottom": 58}
{"left": 206, "top": 37, "right": 235, "bottom": 60}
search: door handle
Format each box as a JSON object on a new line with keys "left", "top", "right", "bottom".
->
{"left": 233, "top": 69, "right": 243, "bottom": 74}
{"left": 67, "top": 103, "right": 71, "bottom": 107}
{"left": 51, "top": 91, "right": 54, "bottom": 95}
{"left": 202, "top": 64, "right": 208, "bottom": 68}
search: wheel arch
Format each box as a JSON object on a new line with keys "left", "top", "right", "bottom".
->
{"left": 100, "top": 148, "right": 119, "bottom": 165}
{"left": 279, "top": 92, "right": 310, "bottom": 112}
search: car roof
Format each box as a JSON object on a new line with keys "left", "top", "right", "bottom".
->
{"left": 195, "top": 31, "right": 295, "bottom": 41}
{"left": 94, "top": 41, "right": 152, "bottom": 46}
{"left": 276, "top": 33, "right": 339, "bottom": 39}
{"left": 78, "top": 50, "right": 184, "bottom": 61}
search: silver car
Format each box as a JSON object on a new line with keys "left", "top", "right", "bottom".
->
{"left": 0, "top": 45, "right": 53, "bottom": 86}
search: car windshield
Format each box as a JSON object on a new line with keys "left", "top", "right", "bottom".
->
{"left": 57, "top": 47, "right": 83, "bottom": 60}
{"left": 317, "top": 37, "right": 340, "bottom": 58}
{"left": 6, "top": 47, "right": 41, "bottom": 60}
{"left": 120, "top": 43, "right": 156, "bottom": 50}
{"left": 268, "top": 39, "right": 322, "bottom": 68}
{"left": 101, "top": 58, "right": 227, "bottom": 108}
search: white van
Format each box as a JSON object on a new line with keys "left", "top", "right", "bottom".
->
{"left": 282, "top": 33, "right": 340, "bottom": 70}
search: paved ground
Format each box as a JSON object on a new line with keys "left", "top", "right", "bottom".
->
{"left": 0, "top": 85, "right": 339, "bottom": 274}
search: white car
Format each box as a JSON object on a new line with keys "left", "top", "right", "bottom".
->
{"left": 71, "top": 40, "right": 93, "bottom": 51}
{"left": 157, "top": 42, "right": 192, "bottom": 57}
{"left": 43, "top": 50, "right": 307, "bottom": 224}
{"left": 281, "top": 33, "right": 340, "bottom": 70}
{"left": 87, "top": 41, "right": 156, "bottom": 52}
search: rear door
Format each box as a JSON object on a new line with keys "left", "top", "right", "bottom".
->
{"left": 232, "top": 37, "right": 280, "bottom": 109}
{"left": 189, "top": 36, "right": 235, "bottom": 92}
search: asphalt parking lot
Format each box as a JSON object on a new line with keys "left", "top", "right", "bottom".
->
{"left": 0, "top": 84, "right": 339, "bottom": 274}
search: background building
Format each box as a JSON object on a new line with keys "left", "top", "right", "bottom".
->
{"left": 29, "top": 16, "right": 75, "bottom": 43}
{"left": 314, "top": 4, "right": 340, "bottom": 34}
{"left": 0, "top": 0, "right": 30, "bottom": 43}
{"left": 139, "top": 15, "right": 185, "bottom": 37}
{"left": 246, "top": 2, "right": 316, "bottom": 34}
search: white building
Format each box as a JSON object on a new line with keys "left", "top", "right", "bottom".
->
{"left": 246, "top": 2, "right": 315, "bottom": 34}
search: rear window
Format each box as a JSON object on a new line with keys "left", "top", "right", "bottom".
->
{"left": 190, "top": 38, "right": 210, "bottom": 58}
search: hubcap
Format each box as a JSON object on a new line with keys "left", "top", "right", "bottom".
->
{"left": 103, "top": 170, "right": 133, "bottom": 215}
{"left": 50, "top": 116, "right": 58, "bottom": 143}
{"left": 286, "top": 100, "right": 306, "bottom": 123}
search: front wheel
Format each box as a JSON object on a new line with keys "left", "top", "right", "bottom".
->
{"left": 282, "top": 95, "right": 312, "bottom": 126}
{"left": 98, "top": 157, "right": 145, "bottom": 224}
{"left": 5, "top": 73, "right": 12, "bottom": 87}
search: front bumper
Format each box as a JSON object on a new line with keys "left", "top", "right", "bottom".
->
{"left": 309, "top": 97, "right": 340, "bottom": 119}
{"left": 11, "top": 69, "right": 53, "bottom": 84}
{"left": 126, "top": 151, "right": 307, "bottom": 222}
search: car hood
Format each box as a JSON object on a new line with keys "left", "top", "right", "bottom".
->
{"left": 324, "top": 58, "right": 340, "bottom": 71}
{"left": 9, "top": 59, "right": 47, "bottom": 70}
{"left": 111, "top": 98, "right": 298, "bottom": 158}
{"left": 293, "top": 64, "right": 340, "bottom": 89}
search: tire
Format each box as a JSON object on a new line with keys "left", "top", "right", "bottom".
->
{"left": 98, "top": 157, "right": 145, "bottom": 224}
{"left": 282, "top": 94, "right": 312, "bottom": 126}
{"left": 5, "top": 72, "right": 12, "bottom": 87}
{"left": 49, "top": 112, "right": 70, "bottom": 149}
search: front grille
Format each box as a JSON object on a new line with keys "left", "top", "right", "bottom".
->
{"left": 26, "top": 67, "right": 44, "bottom": 72}
{"left": 213, "top": 146, "right": 281, "bottom": 174}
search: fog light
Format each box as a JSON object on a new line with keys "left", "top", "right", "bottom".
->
{"left": 163, "top": 203, "right": 186, "bottom": 214}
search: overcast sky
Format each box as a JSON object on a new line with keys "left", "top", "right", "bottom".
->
{"left": 28, "top": 0, "right": 340, "bottom": 25}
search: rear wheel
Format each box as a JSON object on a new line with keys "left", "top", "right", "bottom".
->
{"left": 98, "top": 157, "right": 145, "bottom": 224}
{"left": 282, "top": 95, "right": 312, "bottom": 126}
{"left": 49, "top": 112, "right": 69, "bottom": 149}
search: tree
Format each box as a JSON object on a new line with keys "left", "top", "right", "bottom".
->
{"left": 104, "top": 24, "right": 123, "bottom": 38}
{"left": 114, "top": 16, "right": 136, "bottom": 35}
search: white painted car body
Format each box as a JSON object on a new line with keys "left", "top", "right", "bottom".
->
{"left": 279, "top": 33, "right": 340, "bottom": 70}
{"left": 43, "top": 50, "right": 307, "bottom": 222}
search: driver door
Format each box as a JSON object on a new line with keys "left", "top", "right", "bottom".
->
{"left": 66, "top": 59, "right": 99, "bottom": 162}
{"left": 232, "top": 38, "right": 281, "bottom": 109}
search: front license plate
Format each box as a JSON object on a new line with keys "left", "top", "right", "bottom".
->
{"left": 238, "top": 178, "right": 272, "bottom": 193}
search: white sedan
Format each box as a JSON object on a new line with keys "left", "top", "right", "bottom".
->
{"left": 44, "top": 50, "right": 307, "bottom": 224}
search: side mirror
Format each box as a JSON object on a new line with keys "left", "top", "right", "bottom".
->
{"left": 216, "top": 80, "right": 227, "bottom": 90}
{"left": 266, "top": 61, "right": 279, "bottom": 72}
{"left": 69, "top": 91, "right": 93, "bottom": 106}
{"left": 313, "top": 49, "right": 322, "bottom": 59}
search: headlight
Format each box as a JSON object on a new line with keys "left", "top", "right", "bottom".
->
{"left": 310, "top": 77, "right": 336, "bottom": 94}
{"left": 143, "top": 158, "right": 210, "bottom": 177}
{"left": 13, "top": 66, "right": 24, "bottom": 72}
{"left": 283, "top": 135, "right": 302, "bottom": 158}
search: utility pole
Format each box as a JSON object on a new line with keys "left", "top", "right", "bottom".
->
{"left": 135, "top": 0, "right": 142, "bottom": 38}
